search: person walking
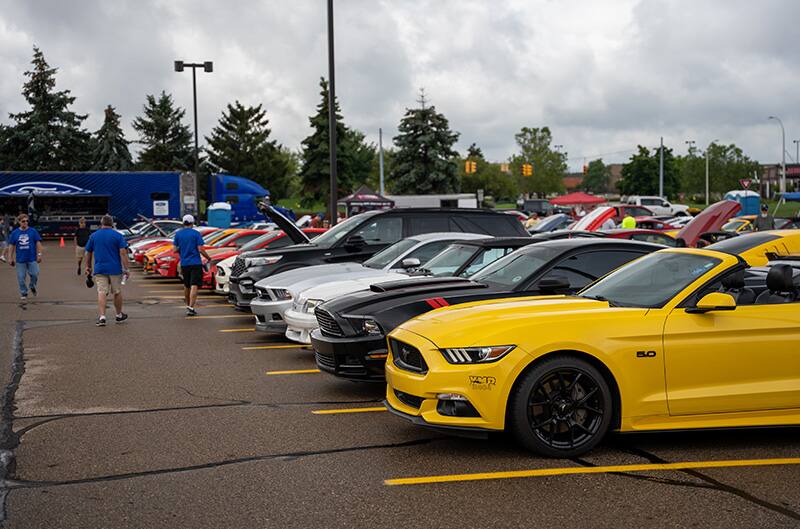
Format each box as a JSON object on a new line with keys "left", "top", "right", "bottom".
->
{"left": 5, "top": 214, "right": 43, "bottom": 300}
{"left": 74, "top": 217, "right": 91, "bottom": 275}
{"left": 85, "top": 214, "right": 129, "bottom": 326}
{"left": 754, "top": 203, "right": 775, "bottom": 231}
{"left": 0, "top": 216, "right": 8, "bottom": 263}
{"left": 173, "top": 215, "right": 211, "bottom": 316}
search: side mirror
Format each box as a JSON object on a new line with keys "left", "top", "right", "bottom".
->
{"left": 401, "top": 257, "right": 421, "bottom": 270}
{"left": 537, "top": 275, "right": 571, "bottom": 293}
{"left": 686, "top": 292, "right": 736, "bottom": 314}
{"left": 344, "top": 234, "right": 366, "bottom": 251}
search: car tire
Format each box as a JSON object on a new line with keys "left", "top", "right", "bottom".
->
{"left": 508, "top": 355, "right": 613, "bottom": 458}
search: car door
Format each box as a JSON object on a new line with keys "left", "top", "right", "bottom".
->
{"left": 663, "top": 295, "right": 800, "bottom": 416}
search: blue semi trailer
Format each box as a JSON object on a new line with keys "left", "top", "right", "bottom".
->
{"left": 0, "top": 171, "right": 197, "bottom": 236}
{"left": 208, "top": 173, "right": 270, "bottom": 222}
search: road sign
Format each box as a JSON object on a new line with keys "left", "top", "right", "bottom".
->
{"left": 739, "top": 178, "right": 752, "bottom": 190}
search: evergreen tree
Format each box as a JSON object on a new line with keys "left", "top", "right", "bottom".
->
{"left": 510, "top": 127, "right": 566, "bottom": 197}
{"left": 91, "top": 105, "right": 133, "bottom": 170}
{"left": 467, "top": 143, "right": 484, "bottom": 159}
{"left": 0, "top": 46, "right": 92, "bottom": 170}
{"left": 343, "top": 128, "right": 377, "bottom": 189}
{"left": 582, "top": 159, "right": 611, "bottom": 193}
{"left": 204, "top": 101, "right": 292, "bottom": 197}
{"left": 390, "top": 89, "right": 461, "bottom": 194}
{"left": 132, "top": 91, "right": 193, "bottom": 171}
{"left": 618, "top": 145, "right": 679, "bottom": 197}
{"left": 299, "top": 78, "right": 356, "bottom": 208}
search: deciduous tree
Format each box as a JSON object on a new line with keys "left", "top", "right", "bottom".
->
{"left": 510, "top": 127, "right": 566, "bottom": 197}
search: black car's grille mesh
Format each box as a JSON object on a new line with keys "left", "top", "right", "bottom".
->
{"left": 315, "top": 308, "right": 343, "bottom": 336}
{"left": 315, "top": 351, "right": 336, "bottom": 370}
{"left": 231, "top": 257, "right": 247, "bottom": 277}
{"left": 389, "top": 339, "right": 428, "bottom": 374}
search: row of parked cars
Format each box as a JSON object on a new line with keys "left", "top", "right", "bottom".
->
{"left": 128, "top": 203, "right": 800, "bottom": 457}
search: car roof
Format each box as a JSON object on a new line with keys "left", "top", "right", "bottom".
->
{"left": 440, "top": 236, "right": 536, "bottom": 249}
{"left": 514, "top": 237, "right": 666, "bottom": 254}
{"left": 407, "top": 232, "right": 490, "bottom": 242}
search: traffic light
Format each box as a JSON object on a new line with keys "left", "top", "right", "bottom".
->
{"left": 500, "top": 163, "right": 510, "bottom": 174}
{"left": 582, "top": 164, "right": 588, "bottom": 174}
{"left": 465, "top": 160, "right": 477, "bottom": 174}
{"left": 522, "top": 163, "right": 533, "bottom": 176}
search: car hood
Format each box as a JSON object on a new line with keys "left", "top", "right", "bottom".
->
{"left": 298, "top": 272, "right": 413, "bottom": 302}
{"left": 572, "top": 206, "right": 615, "bottom": 231}
{"left": 254, "top": 263, "right": 372, "bottom": 289}
{"left": 676, "top": 200, "right": 741, "bottom": 247}
{"left": 397, "top": 295, "right": 629, "bottom": 348}
{"left": 259, "top": 203, "right": 310, "bottom": 244}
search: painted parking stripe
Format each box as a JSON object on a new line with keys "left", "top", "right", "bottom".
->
{"left": 185, "top": 314, "right": 252, "bottom": 319}
{"left": 219, "top": 328, "right": 256, "bottom": 333}
{"left": 384, "top": 457, "right": 800, "bottom": 486}
{"left": 265, "top": 369, "right": 320, "bottom": 375}
{"left": 242, "top": 344, "right": 312, "bottom": 350}
{"left": 312, "top": 407, "right": 387, "bottom": 415}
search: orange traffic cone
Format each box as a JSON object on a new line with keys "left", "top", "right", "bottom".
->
{"left": 59, "top": 237, "right": 65, "bottom": 247}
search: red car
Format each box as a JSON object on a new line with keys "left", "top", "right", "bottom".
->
{"left": 634, "top": 216, "right": 681, "bottom": 231}
{"left": 200, "top": 228, "right": 327, "bottom": 289}
{"left": 155, "top": 230, "right": 268, "bottom": 278}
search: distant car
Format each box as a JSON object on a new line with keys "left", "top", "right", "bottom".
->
{"left": 626, "top": 195, "right": 690, "bottom": 216}
{"left": 601, "top": 229, "right": 678, "bottom": 246}
{"left": 610, "top": 204, "right": 653, "bottom": 223}
{"left": 528, "top": 213, "right": 573, "bottom": 233}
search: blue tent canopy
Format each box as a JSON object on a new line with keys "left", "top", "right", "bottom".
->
{"left": 784, "top": 192, "right": 800, "bottom": 202}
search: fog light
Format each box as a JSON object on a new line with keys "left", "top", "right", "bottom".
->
{"left": 437, "top": 393, "right": 468, "bottom": 401}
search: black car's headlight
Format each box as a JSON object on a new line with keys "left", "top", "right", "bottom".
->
{"left": 245, "top": 255, "right": 282, "bottom": 267}
{"left": 440, "top": 346, "right": 515, "bottom": 364}
{"left": 345, "top": 316, "right": 383, "bottom": 336}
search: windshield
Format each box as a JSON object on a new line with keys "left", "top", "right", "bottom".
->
{"left": 304, "top": 214, "right": 362, "bottom": 247}
{"left": 535, "top": 215, "right": 570, "bottom": 232}
{"left": 580, "top": 252, "right": 720, "bottom": 308}
{"left": 470, "top": 246, "right": 561, "bottom": 288}
{"left": 363, "top": 238, "right": 419, "bottom": 269}
{"left": 722, "top": 220, "right": 747, "bottom": 232}
{"left": 423, "top": 244, "right": 478, "bottom": 276}
{"left": 203, "top": 231, "right": 227, "bottom": 244}
{"left": 240, "top": 232, "right": 280, "bottom": 252}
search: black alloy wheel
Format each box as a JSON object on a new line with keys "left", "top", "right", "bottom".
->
{"left": 509, "top": 356, "right": 612, "bottom": 457}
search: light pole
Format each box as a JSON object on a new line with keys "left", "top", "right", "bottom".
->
{"left": 327, "top": 0, "right": 338, "bottom": 225}
{"left": 794, "top": 139, "right": 799, "bottom": 165}
{"left": 685, "top": 139, "right": 696, "bottom": 154}
{"left": 174, "top": 60, "right": 213, "bottom": 179}
{"left": 705, "top": 139, "right": 719, "bottom": 206}
{"left": 768, "top": 116, "right": 786, "bottom": 195}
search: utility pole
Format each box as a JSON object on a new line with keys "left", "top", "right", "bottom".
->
{"left": 327, "top": 0, "right": 338, "bottom": 225}
{"left": 768, "top": 116, "right": 786, "bottom": 196}
{"left": 658, "top": 137, "right": 664, "bottom": 198}
{"left": 379, "top": 128, "right": 385, "bottom": 195}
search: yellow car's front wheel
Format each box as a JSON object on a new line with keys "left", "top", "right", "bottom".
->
{"left": 508, "top": 356, "right": 613, "bottom": 457}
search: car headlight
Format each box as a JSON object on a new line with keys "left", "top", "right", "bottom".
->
{"left": 245, "top": 255, "right": 283, "bottom": 267}
{"left": 217, "top": 268, "right": 226, "bottom": 276}
{"left": 362, "top": 319, "right": 382, "bottom": 335}
{"left": 304, "top": 299, "right": 324, "bottom": 313}
{"left": 440, "top": 346, "right": 515, "bottom": 364}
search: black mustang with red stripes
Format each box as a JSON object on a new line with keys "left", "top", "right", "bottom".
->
{"left": 310, "top": 238, "right": 664, "bottom": 381}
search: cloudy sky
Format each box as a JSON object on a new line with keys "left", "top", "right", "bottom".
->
{"left": 1, "top": 0, "right": 799, "bottom": 171}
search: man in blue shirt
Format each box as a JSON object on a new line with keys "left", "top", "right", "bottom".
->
{"left": 6, "top": 214, "right": 43, "bottom": 300}
{"left": 85, "top": 214, "right": 129, "bottom": 327}
{"left": 173, "top": 214, "right": 211, "bottom": 316}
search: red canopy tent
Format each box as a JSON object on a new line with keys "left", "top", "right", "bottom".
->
{"left": 549, "top": 192, "right": 606, "bottom": 205}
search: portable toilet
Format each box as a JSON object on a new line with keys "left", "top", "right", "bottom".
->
{"left": 207, "top": 202, "right": 232, "bottom": 228}
{"left": 723, "top": 190, "right": 760, "bottom": 216}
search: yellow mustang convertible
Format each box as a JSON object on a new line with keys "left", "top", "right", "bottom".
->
{"left": 385, "top": 248, "right": 800, "bottom": 457}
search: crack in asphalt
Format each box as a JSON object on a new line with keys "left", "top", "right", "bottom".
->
{"left": 5, "top": 437, "right": 442, "bottom": 490}
{"left": 0, "top": 321, "right": 26, "bottom": 526}
{"left": 614, "top": 444, "right": 800, "bottom": 522}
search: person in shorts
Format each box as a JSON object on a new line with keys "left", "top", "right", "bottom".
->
{"left": 6, "top": 214, "right": 43, "bottom": 299}
{"left": 85, "top": 214, "right": 129, "bottom": 327}
{"left": 74, "top": 217, "right": 91, "bottom": 275}
{"left": 172, "top": 214, "right": 211, "bottom": 316}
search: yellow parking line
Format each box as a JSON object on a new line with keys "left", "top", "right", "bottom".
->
{"left": 312, "top": 407, "right": 386, "bottom": 415}
{"left": 185, "top": 314, "right": 252, "bottom": 319}
{"left": 384, "top": 457, "right": 800, "bottom": 486}
{"left": 265, "top": 369, "right": 320, "bottom": 375}
{"left": 243, "top": 344, "right": 311, "bottom": 350}
{"left": 220, "top": 328, "right": 256, "bottom": 333}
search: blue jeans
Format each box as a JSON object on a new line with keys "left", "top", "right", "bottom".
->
{"left": 16, "top": 261, "right": 39, "bottom": 296}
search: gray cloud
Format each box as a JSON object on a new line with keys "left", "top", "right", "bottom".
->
{"left": 0, "top": 0, "right": 798, "bottom": 172}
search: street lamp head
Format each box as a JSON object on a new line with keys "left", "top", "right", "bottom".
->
{"left": 203, "top": 61, "right": 214, "bottom": 73}
{"left": 174, "top": 60, "right": 184, "bottom": 72}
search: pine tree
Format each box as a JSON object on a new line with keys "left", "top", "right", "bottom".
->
{"left": 390, "top": 90, "right": 460, "bottom": 194}
{"left": 132, "top": 91, "right": 193, "bottom": 171}
{"left": 91, "top": 105, "right": 133, "bottom": 170}
{"left": 467, "top": 143, "right": 484, "bottom": 159}
{"left": 204, "top": 101, "right": 292, "bottom": 197}
{"left": 299, "top": 78, "right": 355, "bottom": 208}
{"left": 0, "top": 46, "right": 93, "bottom": 170}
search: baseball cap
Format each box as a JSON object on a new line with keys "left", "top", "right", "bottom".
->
{"left": 182, "top": 214, "right": 195, "bottom": 225}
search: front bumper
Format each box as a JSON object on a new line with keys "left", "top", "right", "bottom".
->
{"left": 384, "top": 327, "right": 532, "bottom": 432}
{"left": 251, "top": 298, "right": 291, "bottom": 334}
{"left": 283, "top": 308, "right": 316, "bottom": 344}
{"left": 310, "top": 329, "right": 388, "bottom": 381}
{"left": 215, "top": 273, "right": 230, "bottom": 294}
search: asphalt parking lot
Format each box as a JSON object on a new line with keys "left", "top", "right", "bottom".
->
{"left": 0, "top": 242, "right": 798, "bottom": 528}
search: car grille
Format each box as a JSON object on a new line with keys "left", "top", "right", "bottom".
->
{"left": 394, "top": 389, "right": 424, "bottom": 409}
{"left": 315, "top": 308, "right": 343, "bottom": 337}
{"left": 231, "top": 257, "right": 247, "bottom": 277}
{"left": 389, "top": 339, "right": 428, "bottom": 374}
{"left": 315, "top": 351, "right": 336, "bottom": 370}
{"left": 255, "top": 287, "right": 269, "bottom": 299}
